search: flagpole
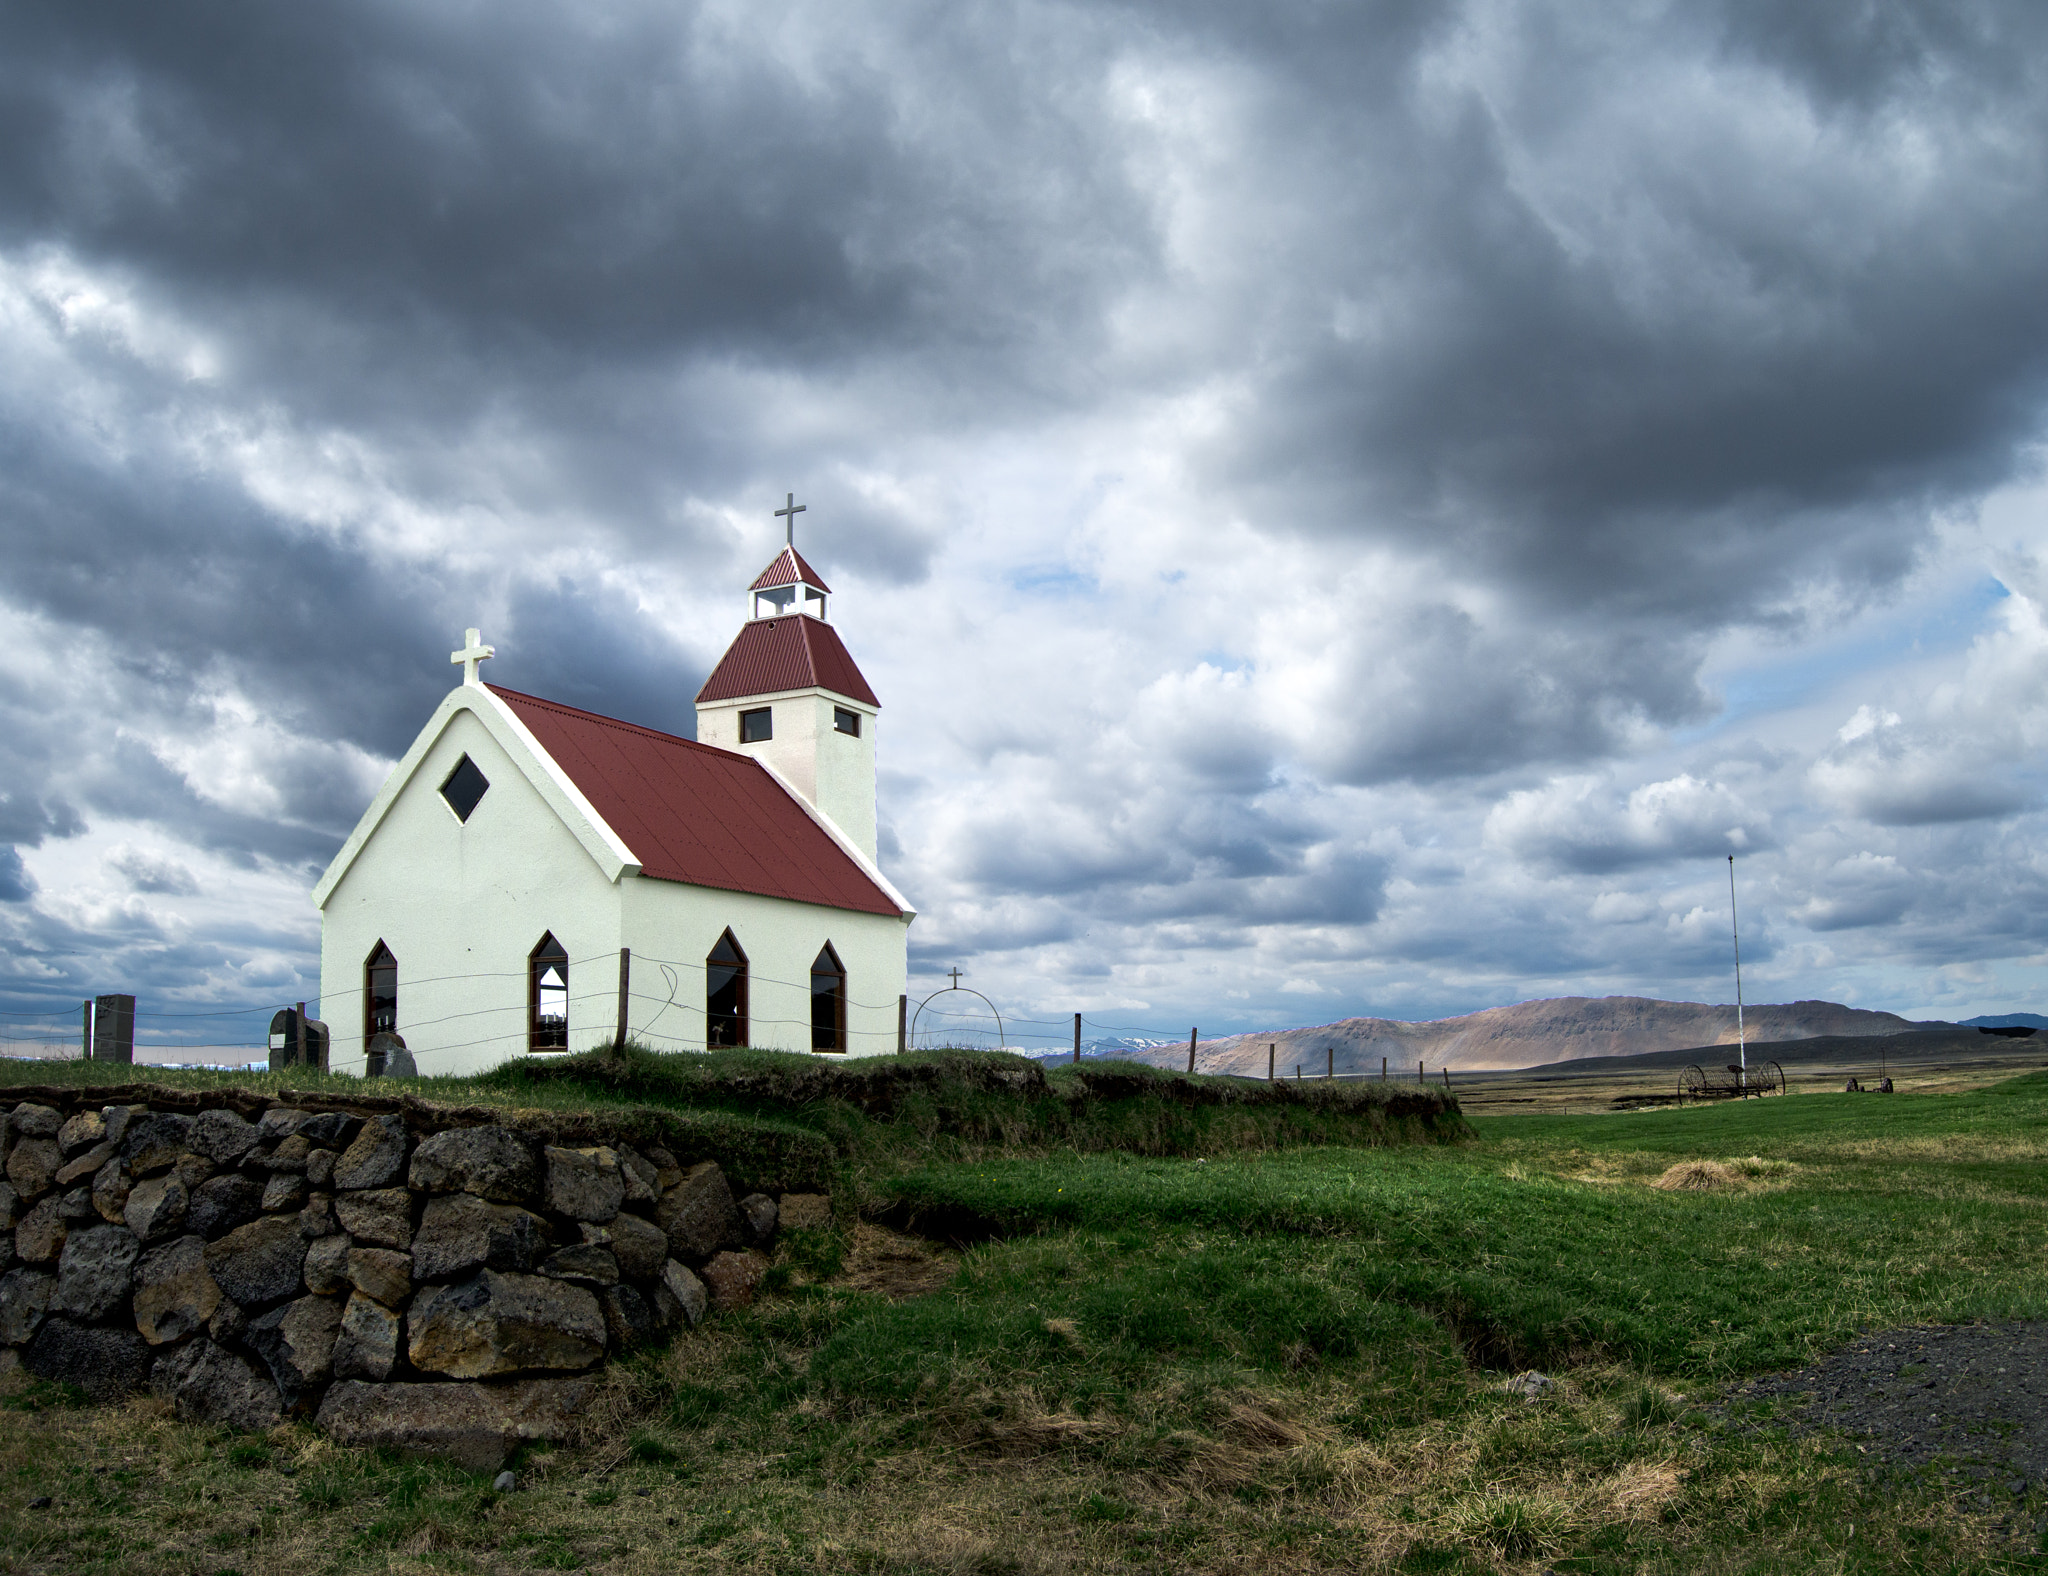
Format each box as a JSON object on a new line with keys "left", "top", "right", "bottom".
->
{"left": 1729, "top": 854, "right": 1747, "bottom": 1091}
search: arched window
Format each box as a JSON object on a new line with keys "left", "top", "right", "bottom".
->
{"left": 810, "top": 943, "right": 845, "bottom": 1054}
{"left": 706, "top": 930, "right": 748, "bottom": 1048}
{"left": 529, "top": 933, "right": 569, "bottom": 1052}
{"left": 364, "top": 942, "right": 397, "bottom": 1054}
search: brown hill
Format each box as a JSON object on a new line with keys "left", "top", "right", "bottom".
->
{"left": 1144, "top": 997, "right": 1948, "bottom": 1077}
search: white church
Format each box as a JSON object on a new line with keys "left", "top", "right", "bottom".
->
{"left": 312, "top": 514, "right": 914, "bottom": 1075}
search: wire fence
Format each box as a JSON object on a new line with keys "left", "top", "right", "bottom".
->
{"left": 0, "top": 949, "right": 1236, "bottom": 1077}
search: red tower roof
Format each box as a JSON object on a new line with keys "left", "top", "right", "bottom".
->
{"left": 695, "top": 615, "right": 879, "bottom": 707}
{"left": 489, "top": 686, "right": 900, "bottom": 916}
{"left": 749, "top": 547, "right": 831, "bottom": 593}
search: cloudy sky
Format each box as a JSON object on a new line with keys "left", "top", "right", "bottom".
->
{"left": 5, "top": 0, "right": 2048, "bottom": 1055}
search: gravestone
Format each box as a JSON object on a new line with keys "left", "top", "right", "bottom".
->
{"left": 89, "top": 995, "right": 136, "bottom": 1064}
{"left": 366, "top": 1032, "right": 416, "bottom": 1079}
{"left": 268, "top": 1008, "right": 331, "bottom": 1073}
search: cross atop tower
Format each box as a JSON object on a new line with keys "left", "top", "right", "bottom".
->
{"left": 775, "top": 492, "right": 806, "bottom": 547}
{"left": 947, "top": 967, "right": 964, "bottom": 989}
{"left": 451, "top": 627, "right": 494, "bottom": 687}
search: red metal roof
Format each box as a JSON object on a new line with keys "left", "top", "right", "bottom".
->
{"left": 488, "top": 686, "right": 901, "bottom": 916}
{"left": 749, "top": 547, "right": 831, "bottom": 593}
{"left": 695, "top": 616, "right": 879, "bottom": 707}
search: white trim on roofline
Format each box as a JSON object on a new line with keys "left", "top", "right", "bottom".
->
{"left": 749, "top": 756, "right": 916, "bottom": 921}
{"left": 311, "top": 685, "right": 643, "bottom": 909}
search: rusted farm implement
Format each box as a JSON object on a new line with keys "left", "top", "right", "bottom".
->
{"left": 1677, "top": 1060, "right": 1786, "bottom": 1103}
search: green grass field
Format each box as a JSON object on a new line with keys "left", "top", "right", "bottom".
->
{"left": 4, "top": 1064, "right": 2048, "bottom": 1573}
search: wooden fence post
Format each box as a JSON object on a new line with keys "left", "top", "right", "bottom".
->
{"left": 295, "top": 1002, "right": 306, "bottom": 1072}
{"left": 1442, "top": 1067, "right": 1450, "bottom": 1091}
{"left": 1327, "top": 1047, "right": 1333, "bottom": 1080}
{"left": 1072, "top": 1012, "right": 1081, "bottom": 1064}
{"left": 1381, "top": 1056, "right": 1387, "bottom": 1082}
{"left": 1295, "top": 1064, "right": 1301, "bottom": 1080}
{"left": 1418, "top": 1058, "right": 1424, "bottom": 1084}
{"left": 80, "top": 1000, "right": 91, "bottom": 1060}
{"left": 898, "top": 994, "right": 908, "bottom": 1054}
{"left": 1186, "top": 1028, "right": 1198, "bottom": 1074}
{"left": 614, "top": 949, "right": 631, "bottom": 1049}
{"left": 1267, "top": 1043, "right": 1275, "bottom": 1081}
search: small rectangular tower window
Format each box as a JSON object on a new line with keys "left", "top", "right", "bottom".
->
{"left": 440, "top": 755, "right": 490, "bottom": 821}
{"left": 739, "top": 707, "right": 772, "bottom": 743}
{"left": 833, "top": 707, "right": 861, "bottom": 737}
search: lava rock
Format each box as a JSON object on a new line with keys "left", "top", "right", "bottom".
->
{"left": 334, "top": 1187, "right": 412, "bottom": 1249}
{"left": 188, "top": 1108, "right": 261, "bottom": 1166}
{"left": 264, "top": 1134, "right": 314, "bottom": 1174}
{"left": 305, "top": 1149, "right": 337, "bottom": 1189}
{"left": 255, "top": 1108, "right": 312, "bottom": 1142}
{"left": 55, "top": 1110, "right": 105, "bottom": 1158}
{"left": 0, "top": 1180, "right": 17, "bottom": 1231}
{"left": 11, "top": 1104, "right": 61, "bottom": 1139}
{"left": 738, "top": 1193, "right": 778, "bottom": 1246}
{"left": 598, "top": 1283, "right": 659, "bottom": 1348}
{"left": 245, "top": 1295, "right": 343, "bottom": 1409}
{"left": 346, "top": 1247, "right": 412, "bottom": 1307}
{"left": 132, "top": 1235, "right": 222, "bottom": 1344}
{"left": 659, "top": 1259, "right": 708, "bottom": 1328}
{"left": 657, "top": 1163, "right": 742, "bottom": 1260}
{"left": 153, "top": 1337, "right": 283, "bottom": 1432}
{"left": 409, "top": 1127, "right": 541, "bottom": 1202}
{"left": 539, "top": 1244, "right": 619, "bottom": 1287}
{"left": 123, "top": 1175, "right": 189, "bottom": 1244}
{"left": 586, "top": 1212, "right": 667, "bottom": 1280}
{"left": 7, "top": 1138, "right": 59, "bottom": 1201}
{"left": 186, "top": 1174, "right": 263, "bottom": 1240}
{"left": 57, "top": 1186, "right": 96, "bottom": 1223}
{"left": 407, "top": 1270, "right": 606, "bottom": 1378}
{"left": 172, "top": 1153, "right": 215, "bottom": 1190}
{"left": 23, "top": 1317, "right": 151, "bottom": 1400}
{"left": 204, "top": 1215, "right": 307, "bottom": 1307}
{"left": 302, "top": 1233, "right": 351, "bottom": 1296}
{"left": 53, "top": 1143, "right": 115, "bottom": 1189}
{"left": 333, "top": 1115, "right": 410, "bottom": 1191}
{"left": 544, "top": 1146, "right": 624, "bottom": 1223}
{"left": 316, "top": 1376, "right": 597, "bottom": 1473}
{"left": 413, "top": 1194, "right": 548, "bottom": 1281}
{"left": 51, "top": 1223, "right": 141, "bottom": 1321}
{"left": 299, "top": 1113, "right": 361, "bottom": 1148}
{"left": 0, "top": 1268, "right": 56, "bottom": 1344}
{"left": 15, "top": 1196, "right": 67, "bottom": 1263}
{"left": 297, "top": 1191, "right": 339, "bottom": 1239}
{"left": 260, "top": 1173, "right": 309, "bottom": 1213}
{"left": 122, "top": 1114, "right": 194, "bottom": 1176}
{"left": 90, "top": 1159, "right": 132, "bottom": 1224}
{"left": 617, "top": 1149, "right": 659, "bottom": 1206}
{"left": 331, "top": 1291, "right": 400, "bottom": 1381}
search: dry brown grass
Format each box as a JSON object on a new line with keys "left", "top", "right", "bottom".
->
{"left": 1652, "top": 1159, "right": 1741, "bottom": 1190}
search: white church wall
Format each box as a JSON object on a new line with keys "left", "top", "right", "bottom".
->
{"left": 620, "top": 878, "right": 907, "bottom": 1057}
{"left": 318, "top": 707, "right": 625, "bottom": 1077}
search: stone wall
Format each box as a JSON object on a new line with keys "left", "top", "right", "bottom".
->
{"left": 0, "top": 1089, "right": 830, "bottom": 1468}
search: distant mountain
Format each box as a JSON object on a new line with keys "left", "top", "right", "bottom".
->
{"left": 1123, "top": 996, "right": 1957, "bottom": 1076}
{"left": 1963, "top": 1013, "right": 2048, "bottom": 1031}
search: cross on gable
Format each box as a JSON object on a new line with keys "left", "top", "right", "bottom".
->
{"left": 451, "top": 627, "right": 495, "bottom": 687}
{"left": 947, "top": 967, "right": 964, "bottom": 989}
{"left": 775, "top": 492, "right": 806, "bottom": 546}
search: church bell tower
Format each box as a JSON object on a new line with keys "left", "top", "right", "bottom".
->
{"left": 694, "top": 498, "right": 880, "bottom": 862}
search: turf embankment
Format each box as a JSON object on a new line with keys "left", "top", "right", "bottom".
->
{"left": 0, "top": 1046, "right": 1467, "bottom": 1201}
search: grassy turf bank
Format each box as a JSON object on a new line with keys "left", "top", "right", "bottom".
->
{"left": 0, "top": 1046, "right": 1465, "bottom": 1205}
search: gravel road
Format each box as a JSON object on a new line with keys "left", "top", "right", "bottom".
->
{"left": 1732, "top": 1321, "right": 2048, "bottom": 1509}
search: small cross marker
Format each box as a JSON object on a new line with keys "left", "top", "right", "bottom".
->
{"left": 775, "top": 492, "right": 806, "bottom": 547}
{"left": 947, "top": 967, "right": 964, "bottom": 990}
{"left": 451, "top": 627, "right": 495, "bottom": 687}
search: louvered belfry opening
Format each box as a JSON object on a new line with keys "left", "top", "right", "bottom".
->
{"left": 707, "top": 929, "right": 749, "bottom": 1048}
{"left": 529, "top": 932, "right": 569, "bottom": 1052}
{"left": 810, "top": 942, "right": 845, "bottom": 1053}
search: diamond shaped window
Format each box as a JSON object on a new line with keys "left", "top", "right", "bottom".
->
{"left": 440, "top": 755, "right": 490, "bottom": 822}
